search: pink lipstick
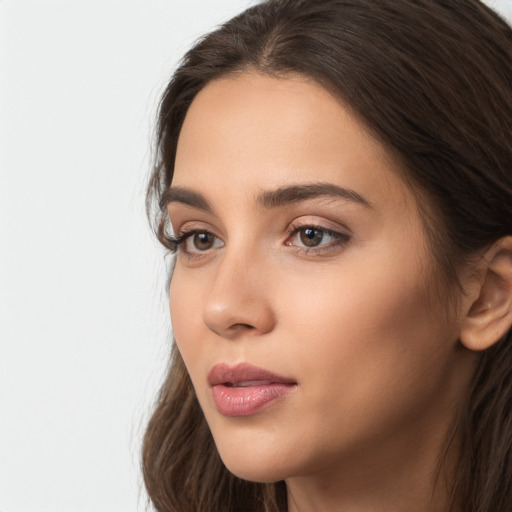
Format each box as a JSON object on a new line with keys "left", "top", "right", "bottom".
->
{"left": 208, "top": 363, "right": 297, "bottom": 417}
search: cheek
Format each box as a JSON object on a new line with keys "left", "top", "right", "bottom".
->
{"left": 286, "top": 268, "right": 435, "bottom": 382}
{"left": 283, "top": 244, "right": 436, "bottom": 349}
{"left": 169, "top": 270, "right": 202, "bottom": 369}
{"left": 279, "top": 247, "right": 455, "bottom": 439}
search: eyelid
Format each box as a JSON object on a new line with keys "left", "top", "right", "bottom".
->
{"left": 174, "top": 221, "right": 221, "bottom": 239}
{"left": 168, "top": 223, "right": 224, "bottom": 256}
{"left": 284, "top": 217, "right": 352, "bottom": 253}
{"left": 285, "top": 216, "right": 351, "bottom": 238}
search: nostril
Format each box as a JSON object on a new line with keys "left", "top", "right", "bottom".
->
{"left": 237, "top": 323, "right": 256, "bottom": 330}
{"left": 225, "top": 323, "right": 257, "bottom": 335}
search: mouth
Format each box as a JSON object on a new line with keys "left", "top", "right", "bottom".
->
{"left": 207, "top": 363, "right": 297, "bottom": 417}
{"left": 223, "top": 380, "right": 273, "bottom": 387}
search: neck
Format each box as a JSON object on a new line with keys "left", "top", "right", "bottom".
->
{"left": 286, "top": 447, "right": 458, "bottom": 512}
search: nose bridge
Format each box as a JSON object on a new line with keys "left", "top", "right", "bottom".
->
{"left": 203, "top": 242, "right": 275, "bottom": 338}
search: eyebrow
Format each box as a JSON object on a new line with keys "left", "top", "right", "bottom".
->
{"left": 257, "top": 183, "right": 372, "bottom": 209}
{"left": 162, "top": 183, "right": 372, "bottom": 212}
{"left": 161, "top": 187, "right": 213, "bottom": 213}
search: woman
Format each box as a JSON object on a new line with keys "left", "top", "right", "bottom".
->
{"left": 142, "top": 1, "right": 512, "bottom": 511}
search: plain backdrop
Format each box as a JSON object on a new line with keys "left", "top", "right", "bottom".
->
{"left": 0, "top": 1, "right": 511, "bottom": 511}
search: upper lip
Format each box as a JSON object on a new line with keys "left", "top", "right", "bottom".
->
{"left": 207, "top": 362, "right": 296, "bottom": 387}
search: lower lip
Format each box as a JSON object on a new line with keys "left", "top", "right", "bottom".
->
{"left": 211, "top": 383, "right": 295, "bottom": 417}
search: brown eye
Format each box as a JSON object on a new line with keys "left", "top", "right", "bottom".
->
{"left": 299, "top": 228, "right": 324, "bottom": 247}
{"left": 192, "top": 232, "right": 216, "bottom": 250}
{"left": 286, "top": 224, "right": 350, "bottom": 253}
{"left": 176, "top": 229, "right": 224, "bottom": 255}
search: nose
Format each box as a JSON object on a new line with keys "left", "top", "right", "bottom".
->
{"left": 202, "top": 249, "right": 276, "bottom": 339}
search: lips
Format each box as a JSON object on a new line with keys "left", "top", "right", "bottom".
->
{"left": 208, "top": 363, "right": 297, "bottom": 417}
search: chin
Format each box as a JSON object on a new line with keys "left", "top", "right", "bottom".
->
{"left": 213, "top": 434, "right": 294, "bottom": 483}
{"left": 221, "top": 455, "right": 288, "bottom": 483}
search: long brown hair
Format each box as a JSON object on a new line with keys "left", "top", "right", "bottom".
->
{"left": 143, "top": 1, "right": 512, "bottom": 510}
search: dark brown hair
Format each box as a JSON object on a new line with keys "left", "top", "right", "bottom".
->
{"left": 143, "top": 1, "right": 512, "bottom": 510}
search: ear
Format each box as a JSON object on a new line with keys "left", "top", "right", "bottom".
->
{"left": 459, "top": 236, "right": 512, "bottom": 352}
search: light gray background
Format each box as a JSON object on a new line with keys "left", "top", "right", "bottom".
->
{"left": 1, "top": 1, "right": 510, "bottom": 511}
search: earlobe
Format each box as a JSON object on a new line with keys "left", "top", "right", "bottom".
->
{"left": 460, "top": 237, "right": 512, "bottom": 352}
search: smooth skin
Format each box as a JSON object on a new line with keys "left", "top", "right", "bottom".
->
{"left": 167, "top": 71, "right": 512, "bottom": 512}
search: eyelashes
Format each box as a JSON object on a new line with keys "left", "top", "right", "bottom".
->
{"left": 284, "top": 223, "right": 351, "bottom": 254}
{"left": 168, "top": 230, "right": 224, "bottom": 254}
{"left": 167, "top": 222, "right": 351, "bottom": 258}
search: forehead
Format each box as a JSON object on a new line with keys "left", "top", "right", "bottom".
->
{"left": 173, "top": 70, "right": 412, "bottom": 211}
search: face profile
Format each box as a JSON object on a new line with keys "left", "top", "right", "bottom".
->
{"left": 168, "top": 72, "right": 475, "bottom": 493}
{"left": 142, "top": 1, "right": 512, "bottom": 511}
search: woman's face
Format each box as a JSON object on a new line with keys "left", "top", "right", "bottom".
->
{"left": 167, "top": 71, "right": 474, "bottom": 483}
